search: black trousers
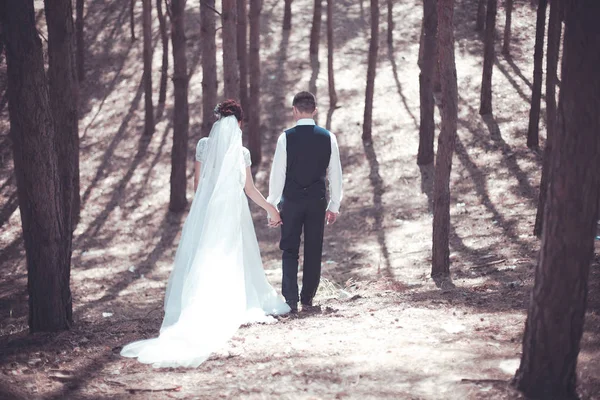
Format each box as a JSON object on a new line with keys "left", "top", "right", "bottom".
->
{"left": 279, "top": 197, "right": 327, "bottom": 305}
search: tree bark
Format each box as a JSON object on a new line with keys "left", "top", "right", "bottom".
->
{"left": 533, "top": 0, "right": 562, "bottom": 237}
{"left": 1, "top": 0, "right": 73, "bottom": 332}
{"left": 502, "top": 0, "right": 513, "bottom": 55}
{"left": 75, "top": 0, "right": 84, "bottom": 81}
{"left": 142, "top": 0, "right": 154, "bottom": 136}
{"left": 237, "top": 0, "right": 248, "bottom": 115}
{"left": 308, "top": 0, "right": 322, "bottom": 95}
{"left": 130, "top": 0, "right": 137, "bottom": 40}
{"left": 417, "top": 0, "right": 437, "bottom": 165}
{"left": 157, "top": 0, "right": 169, "bottom": 105}
{"left": 526, "top": 0, "right": 547, "bottom": 149}
{"left": 386, "top": 0, "right": 393, "bottom": 46}
{"left": 248, "top": 0, "right": 262, "bottom": 167}
{"left": 325, "top": 0, "right": 337, "bottom": 131}
{"left": 222, "top": 0, "right": 239, "bottom": 99}
{"left": 431, "top": 0, "right": 458, "bottom": 279}
{"left": 475, "top": 0, "right": 486, "bottom": 31}
{"left": 201, "top": 0, "right": 218, "bottom": 138}
{"left": 169, "top": 0, "right": 189, "bottom": 212}
{"left": 362, "top": 0, "right": 379, "bottom": 142}
{"left": 513, "top": 2, "right": 600, "bottom": 396}
{"left": 283, "top": 0, "right": 293, "bottom": 30}
{"left": 479, "top": 0, "right": 496, "bottom": 115}
{"left": 44, "top": 0, "right": 81, "bottom": 230}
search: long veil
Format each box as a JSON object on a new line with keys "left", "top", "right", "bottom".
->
{"left": 121, "top": 116, "right": 248, "bottom": 368}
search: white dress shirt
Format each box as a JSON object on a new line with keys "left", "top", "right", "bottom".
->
{"left": 267, "top": 118, "right": 343, "bottom": 213}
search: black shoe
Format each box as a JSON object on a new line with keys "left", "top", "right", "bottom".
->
{"left": 301, "top": 303, "right": 321, "bottom": 313}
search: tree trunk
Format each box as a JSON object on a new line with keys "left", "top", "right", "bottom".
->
{"left": 533, "top": 0, "right": 562, "bottom": 237}
{"left": 386, "top": 0, "right": 393, "bottom": 46}
{"left": 157, "top": 0, "right": 169, "bottom": 105}
{"left": 142, "top": 0, "right": 154, "bottom": 136}
{"left": 1, "top": 0, "right": 73, "bottom": 332}
{"left": 75, "top": 0, "right": 84, "bottom": 81}
{"left": 417, "top": 0, "right": 437, "bottom": 165}
{"left": 222, "top": 0, "right": 239, "bottom": 99}
{"left": 237, "top": 0, "right": 248, "bottom": 115}
{"left": 201, "top": 0, "right": 217, "bottom": 138}
{"left": 431, "top": 0, "right": 458, "bottom": 279}
{"left": 325, "top": 0, "right": 337, "bottom": 131}
{"left": 526, "top": 0, "right": 547, "bottom": 148}
{"left": 502, "top": 0, "right": 513, "bottom": 55}
{"left": 248, "top": 0, "right": 262, "bottom": 167}
{"left": 362, "top": 0, "right": 379, "bottom": 142}
{"left": 130, "top": 0, "right": 136, "bottom": 40}
{"left": 513, "top": 2, "right": 600, "bottom": 396}
{"left": 475, "top": 0, "right": 486, "bottom": 31}
{"left": 44, "top": 0, "right": 81, "bottom": 230}
{"left": 283, "top": 0, "right": 293, "bottom": 30}
{"left": 309, "top": 0, "right": 322, "bottom": 95}
{"left": 479, "top": 0, "right": 497, "bottom": 115}
{"left": 169, "top": 0, "right": 189, "bottom": 212}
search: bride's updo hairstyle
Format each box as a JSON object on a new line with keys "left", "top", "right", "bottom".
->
{"left": 214, "top": 99, "right": 244, "bottom": 122}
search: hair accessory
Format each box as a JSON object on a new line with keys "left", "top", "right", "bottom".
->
{"left": 213, "top": 103, "right": 222, "bottom": 120}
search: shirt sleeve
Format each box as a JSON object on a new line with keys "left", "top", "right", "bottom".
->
{"left": 267, "top": 133, "right": 287, "bottom": 208}
{"left": 195, "top": 137, "right": 208, "bottom": 162}
{"left": 327, "top": 133, "right": 343, "bottom": 213}
{"left": 242, "top": 147, "right": 252, "bottom": 167}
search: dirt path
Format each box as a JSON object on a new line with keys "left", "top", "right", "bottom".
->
{"left": 0, "top": 0, "right": 599, "bottom": 399}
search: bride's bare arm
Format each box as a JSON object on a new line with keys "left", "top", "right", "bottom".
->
{"left": 194, "top": 161, "right": 201, "bottom": 192}
{"left": 243, "top": 167, "right": 282, "bottom": 225}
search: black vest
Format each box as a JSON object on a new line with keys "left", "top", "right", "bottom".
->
{"left": 282, "top": 124, "right": 332, "bottom": 202}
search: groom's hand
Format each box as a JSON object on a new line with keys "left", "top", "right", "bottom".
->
{"left": 325, "top": 211, "right": 338, "bottom": 225}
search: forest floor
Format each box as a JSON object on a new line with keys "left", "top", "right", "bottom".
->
{"left": 1, "top": 0, "right": 599, "bottom": 399}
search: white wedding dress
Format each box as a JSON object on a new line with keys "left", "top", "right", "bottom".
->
{"left": 121, "top": 116, "right": 290, "bottom": 368}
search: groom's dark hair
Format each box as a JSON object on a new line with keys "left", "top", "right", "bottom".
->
{"left": 292, "top": 91, "right": 316, "bottom": 113}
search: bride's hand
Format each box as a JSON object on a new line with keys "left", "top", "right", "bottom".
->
{"left": 268, "top": 207, "right": 282, "bottom": 228}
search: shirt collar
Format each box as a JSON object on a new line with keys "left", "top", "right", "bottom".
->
{"left": 296, "top": 118, "right": 316, "bottom": 126}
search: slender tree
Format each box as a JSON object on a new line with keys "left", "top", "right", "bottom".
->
{"left": 130, "top": 0, "right": 137, "bottom": 40}
{"left": 142, "top": 0, "right": 154, "bottom": 136}
{"left": 1, "top": 0, "right": 73, "bottom": 332}
{"left": 75, "top": 0, "right": 84, "bottom": 81}
{"left": 431, "top": 0, "right": 458, "bottom": 279}
{"left": 475, "top": 0, "right": 486, "bottom": 31}
{"left": 387, "top": 0, "right": 393, "bottom": 46}
{"left": 283, "top": 0, "right": 293, "bottom": 30}
{"left": 222, "top": 0, "right": 239, "bottom": 99}
{"left": 502, "top": 0, "right": 513, "bottom": 55}
{"left": 362, "top": 0, "right": 379, "bottom": 142}
{"left": 417, "top": 0, "right": 437, "bottom": 165}
{"left": 533, "top": 0, "right": 562, "bottom": 237}
{"left": 308, "top": 0, "right": 322, "bottom": 95}
{"left": 248, "top": 0, "right": 262, "bottom": 166}
{"left": 513, "top": 2, "right": 600, "bottom": 396}
{"left": 526, "top": 0, "right": 547, "bottom": 148}
{"left": 169, "top": 0, "right": 189, "bottom": 212}
{"left": 479, "top": 0, "right": 497, "bottom": 115}
{"left": 157, "top": 0, "right": 169, "bottom": 105}
{"left": 44, "top": 0, "right": 81, "bottom": 229}
{"left": 325, "top": 0, "right": 337, "bottom": 130}
{"left": 237, "top": 0, "right": 248, "bottom": 114}
{"left": 201, "top": 0, "right": 218, "bottom": 138}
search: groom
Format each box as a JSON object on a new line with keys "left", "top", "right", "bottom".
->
{"left": 267, "top": 91, "right": 343, "bottom": 312}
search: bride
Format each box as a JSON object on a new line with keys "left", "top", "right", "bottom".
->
{"left": 121, "top": 100, "right": 291, "bottom": 368}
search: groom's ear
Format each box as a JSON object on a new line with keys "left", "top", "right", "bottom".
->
{"left": 312, "top": 107, "right": 318, "bottom": 117}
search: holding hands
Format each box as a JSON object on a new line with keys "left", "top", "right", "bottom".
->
{"left": 268, "top": 206, "right": 282, "bottom": 228}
